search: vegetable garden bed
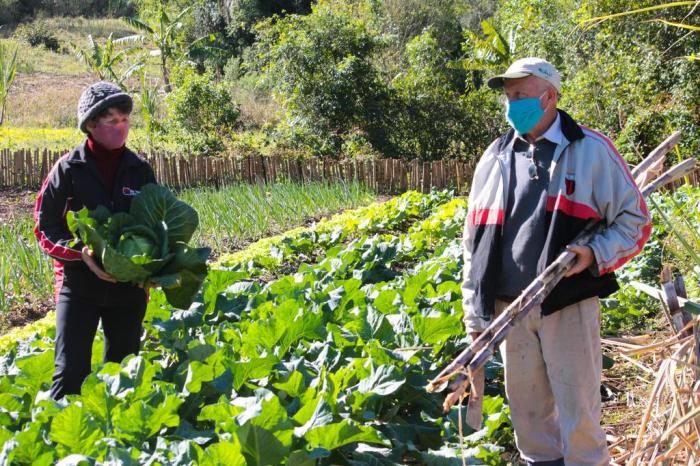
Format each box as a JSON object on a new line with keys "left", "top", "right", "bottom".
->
{"left": 0, "top": 190, "right": 515, "bottom": 465}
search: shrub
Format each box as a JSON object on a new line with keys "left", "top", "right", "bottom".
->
{"left": 12, "top": 21, "right": 60, "bottom": 52}
{"left": 255, "top": 1, "right": 394, "bottom": 157}
{"left": 165, "top": 66, "right": 240, "bottom": 155}
{"left": 390, "top": 31, "right": 474, "bottom": 160}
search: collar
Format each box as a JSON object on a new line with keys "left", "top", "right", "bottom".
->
{"left": 515, "top": 112, "right": 562, "bottom": 145}
{"left": 87, "top": 135, "right": 125, "bottom": 159}
{"left": 496, "top": 109, "right": 585, "bottom": 160}
{"left": 66, "top": 141, "right": 144, "bottom": 170}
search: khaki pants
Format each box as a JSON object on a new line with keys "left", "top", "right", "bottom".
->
{"left": 496, "top": 297, "right": 609, "bottom": 466}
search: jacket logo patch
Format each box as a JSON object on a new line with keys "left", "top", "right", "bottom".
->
{"left": 565, "top": 177, "right": 575, "bottom": 195}
{"left": 122, "top": 187, "right": 140, "bottom": 197}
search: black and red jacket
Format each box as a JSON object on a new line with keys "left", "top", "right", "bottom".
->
{"left": 34, "top": 142, "right": 156, "bottom": 303}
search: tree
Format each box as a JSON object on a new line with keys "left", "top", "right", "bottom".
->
{"left": 580, "top": 1, "right": 699, "bottom": 60}
{"left": 256, "top": 2, "right": 393, "bottom": 156}
{"left": 391, "top": 30, "right": 496, "bottom": 160}
{"left": 165, "top": 66, "right": 240, "bottom": 155}
{"left": 0, "top": 42, "right": 18, "bottom": 126}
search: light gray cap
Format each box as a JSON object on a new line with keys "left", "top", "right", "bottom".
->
{"left": 487, "top": 57, "right": 561, "bottom": 92}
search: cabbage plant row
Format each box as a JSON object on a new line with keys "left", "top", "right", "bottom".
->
{"left": 0, "top": 190, "right": 512, "bottom": 466}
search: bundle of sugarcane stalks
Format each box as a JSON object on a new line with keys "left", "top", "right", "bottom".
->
{"left": 426, "top": 131, "right": 697, "bottom": 433}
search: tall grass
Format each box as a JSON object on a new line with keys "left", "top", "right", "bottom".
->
{"left": 43, "top": 17, "right": 136, "bottom": 40}
{"left": 0, "top": 38, "right": 85, "bottom": 76}
{"left": 0, "top": 179, "right": 376, "bottom": 315}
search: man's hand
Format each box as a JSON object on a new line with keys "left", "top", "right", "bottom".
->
{"left": 564, "top": 244, "right": 595, "bottom": 277}
{"left": 81, "top": 246, "right": 117, "bottom": 283}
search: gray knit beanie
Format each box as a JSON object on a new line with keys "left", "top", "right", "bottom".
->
{"left": 77, "top": 81, "right": 133, "bottom": 133}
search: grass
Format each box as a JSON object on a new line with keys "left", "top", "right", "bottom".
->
{"left": 0, "top": 180, "right": 376, "bottom": 317}
{"left": 0, "top": 15, "right": 162, "bottom": 128}
{"left": 40, "top": 17, "right": 137, "bottom": 41}
{"left": 0, "top": 38, "right": 85, "bottom": 76}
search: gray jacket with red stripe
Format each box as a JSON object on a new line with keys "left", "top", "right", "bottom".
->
{"left": 34, "top": 142, "right": 156, "bottom": 301}
{"left": 462, "top": 110, "right": 651, "bottom": 333}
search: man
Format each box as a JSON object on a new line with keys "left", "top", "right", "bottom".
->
{"left": 34, "top": 81, "right": 156, "bottom": 399}
{"left": 461, "top": 58, "right": 650, "bottom": 466}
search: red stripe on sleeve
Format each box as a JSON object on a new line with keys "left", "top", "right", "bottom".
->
{"left": 598, "top": 223, "right": 652, "bottom": 275}
{"left": 468, "top": 208, "right": 504, "bottom": 226}
{"left": 33, "top": 164, "right": 83, "bottom": 262}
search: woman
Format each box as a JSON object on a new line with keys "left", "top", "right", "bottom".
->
{"left": 34, "top": 81, "right": 156, "bottom": 399}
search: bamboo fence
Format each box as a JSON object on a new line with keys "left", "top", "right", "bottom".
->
{"left": 0, "top": 148, "right": 477, "bottom": 194}
{"left": 1, "top": 148, "right": 697, "bottom": 194}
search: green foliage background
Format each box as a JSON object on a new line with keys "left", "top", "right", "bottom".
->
{"left": 2, "top": 0, "right": 698, "bottom": 162}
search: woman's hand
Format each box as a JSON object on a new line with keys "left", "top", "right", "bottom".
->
{"left": 81, "top": 246, "right": 117, "bottom": 283}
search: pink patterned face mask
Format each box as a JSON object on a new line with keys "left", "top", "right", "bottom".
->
{"left": 92, "top": 121, "right": 130, "bottom": 150}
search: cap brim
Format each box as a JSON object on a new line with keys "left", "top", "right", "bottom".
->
{"left": 486, "top": 71, "right": 532, "bottom": 89}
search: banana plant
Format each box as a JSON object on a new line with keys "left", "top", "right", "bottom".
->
{"left": 459, "top": 19, "right": 519, "bottom": 72}
{"left": 0, "top": 42, "right": 18, "bottom": 126}
{"left": 72, "top": 33, "right": 145, "bottom": 89}
{"left": 123, "top": 6, "right": 225, "bottom": 93}
{"left": 123, "top": 6, "right": 200, "bottom": 93}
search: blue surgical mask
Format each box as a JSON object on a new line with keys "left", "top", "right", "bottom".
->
{"left": 505, "top": 91, "right": 547, "bottom": 135}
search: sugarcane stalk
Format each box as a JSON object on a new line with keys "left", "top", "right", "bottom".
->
{"left": 427, "top": 156, "right": 695, "bottom": 408}
{"left": 631, "top": 130, "right": 681, "bottom": 179}
{"left": 427, "top": 222, "right": 596, "bottom": 393}
{"left": 641, "top": 158, "right": 695, "bottom": 197}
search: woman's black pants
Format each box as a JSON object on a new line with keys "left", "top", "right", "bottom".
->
{"left": 50, "top": 287, "right": 147, "bottom": 399}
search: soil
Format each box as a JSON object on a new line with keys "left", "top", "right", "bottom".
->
{"left": 0, "top": 188, "right": 36, "bottom": 223}
{"left": 0, "top": 297, "right": 53, "bottom": 333}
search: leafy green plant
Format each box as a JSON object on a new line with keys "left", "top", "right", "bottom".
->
{"left": 460, "top": 19, "right": 519, "bottom": 72}
{"left": 0, "top": 189, "right": 520, "bottom": 465}
{"left": 0, "top": 189, "right": 518, "bottom": 465}
{"left": 67, "top": 184, "right": 211, "bottom": 309}
{"left": 138, "top": 72, "right": 162, "bottom": 152}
